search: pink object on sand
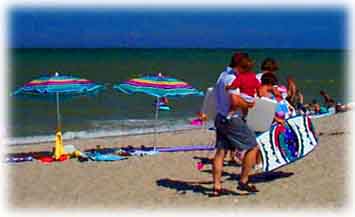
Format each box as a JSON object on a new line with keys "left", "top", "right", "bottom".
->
{"left": 191, "top": 119, "right": 203, "bottom": 126}
{"left": 196, "top": 162, "right": 205, "bottom": 170}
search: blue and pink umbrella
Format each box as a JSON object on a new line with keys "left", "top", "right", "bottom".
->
{"left": 13, "top": 72, "right": 104, "bottom": 159}
{"left": 113, "top": 73, "right": 203, "bottom": 146}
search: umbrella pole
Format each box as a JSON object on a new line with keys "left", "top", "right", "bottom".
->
{"left": 54, "top": 92, "right": 64, "bottom": 159}
{"left": 56, "top": 92, "right": 61, "bottom": 131}
{"left": 153, "top": 96, "right": 160, "bottom": 149}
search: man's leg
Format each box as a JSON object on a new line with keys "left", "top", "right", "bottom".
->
{"left": 212, "top": 148, "right": 226, "bottom": 190}
{"left": 239, "top": 146, "right": 258, "bottom": 184}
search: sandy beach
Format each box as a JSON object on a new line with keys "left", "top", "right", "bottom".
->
{"left": 4, "top": 111, "right": 352, "bottom": 211}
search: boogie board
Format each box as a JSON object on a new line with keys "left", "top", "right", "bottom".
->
{"left": 200, "top": 87, "right": 277, "bottom": 132}
{"left": 257, "top": 115, "right": 318, "bottom": 172}
{"left": 246, "top": 97, "right": 278, "bottom": 132}
{"left": 200, "top": 87, "right": 216, "bottom": 120}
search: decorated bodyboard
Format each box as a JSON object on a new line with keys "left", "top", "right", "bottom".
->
{"left": 246, "top": 97, "right": 278, "bottom": 132}
{"left": 257, "top": 115, "right": 318, "bottom": 172}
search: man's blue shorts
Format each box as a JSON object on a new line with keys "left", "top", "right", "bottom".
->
{"left": 214, "top": 113, "right": 257, "bottom": 151}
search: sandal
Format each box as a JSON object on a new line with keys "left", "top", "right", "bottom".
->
{"left": 208, "top": 188, "right": 229, "bottom": 197}
{"left": 237, "top": 181, "right": 259, "bottom": 193}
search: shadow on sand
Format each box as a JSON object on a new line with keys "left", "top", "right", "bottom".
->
{"left": 157, "top": 171, "right": 294, "bottom": 197}
{"left": 200, "top": 169, "right": 294, "bottom": 184}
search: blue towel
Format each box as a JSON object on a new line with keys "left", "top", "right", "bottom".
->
{"left": 5, "top": 156, "right": 33, "bottom": 163}
{"left": 86, "top": 152, "right": 127, "bottom": 161}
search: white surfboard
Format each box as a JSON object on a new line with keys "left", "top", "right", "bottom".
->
{"left": 201, "top": 87, "right": 277, "bottom": 132}
{"left": 246, "top": 97, "right": 278, "bottom": 132}
{"left": 200, "top": 87, "right": 217, "bottom": 120}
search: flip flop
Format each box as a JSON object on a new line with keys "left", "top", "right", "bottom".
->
{"left": 208, "top": 188, "right": 230, "bottom": 197}
{"left": 237, "top": 181, "right": 259, "bottom": 193}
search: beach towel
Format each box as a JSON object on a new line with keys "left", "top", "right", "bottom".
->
{"left": 127, "top": 150, "right": 160, "bottom": 156}
{"left": 121, "top": 146, "right": 160, "bottom": 156}
{"left": 86, "top": 152, "right": 127, "bottom": 161}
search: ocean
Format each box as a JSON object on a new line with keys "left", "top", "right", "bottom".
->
{"left": 8, "top": 48, "right": 347, "bottom": 145}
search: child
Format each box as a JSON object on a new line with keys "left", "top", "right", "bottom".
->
{"left": 225, "top": 57, "right": 260, "bottom": 118}
{"left": 274, "top": 85, "right": 295, "bottom": 120}
{"left": 190, "top": 112, "right": 208, "bottom": 126}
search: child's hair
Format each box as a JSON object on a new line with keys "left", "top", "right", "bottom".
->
{"left": 229, "top": 52, "right": 253, "bottom": 71}
{"left": 261, "top": 72, "right": 278, "bottom": 85}
{"left": 261, "top": 58, "right": 279, "bottom": 72}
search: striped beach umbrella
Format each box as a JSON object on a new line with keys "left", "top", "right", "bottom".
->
{"left": 13, "top": 72, "right": 104, "bottom": 159}
{"left": 113, "top": 73, "right": 203, "bottom": 147}
{"left": 114, "top": 74, "right": 203, "bottom": 98}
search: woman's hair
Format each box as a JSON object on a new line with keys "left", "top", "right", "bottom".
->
{"left": 261, "top": 58, "right": 279, "bottom": 72}
{"left": 261, "top": 72, "right": 278, "bottom": 85}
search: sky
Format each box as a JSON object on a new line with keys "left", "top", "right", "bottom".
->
{"left": 9, "top": 7, "right": 346, "bottom": 49}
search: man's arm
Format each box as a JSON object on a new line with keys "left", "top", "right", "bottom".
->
{"left": 229, "top": 92, "right": 254, "bottom": 110}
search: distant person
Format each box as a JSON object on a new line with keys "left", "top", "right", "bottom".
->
{"left": 294, "top": 89, "right": 305, "bottom": 112}
{"left": 286, "top": 75, "right": 304, "bottom": 111}
{"left": 320, "top": 90, "right": 336, "bottom": 108}
{"left": 155, "top": 97, "right": 169, "bottom": 109}
{"left": 318, "top": 90, "right": 352, "bottom": 113}
{"left": 311, "top": 99, "right": 322, "bottom": 114}
{"left": 256, "top": 58, "right": 279, "bottom": 83}
{"left": 160, "top": 97, "right": 169, "bottom": 105}
{"left": 155, "top": 72, "right": 169, "bottom": 107}
{"left": 335, "top": 102, "right": 353, "bottom": 113}
{"left": 190, "top": 112, "right": 208, "bottom": 126}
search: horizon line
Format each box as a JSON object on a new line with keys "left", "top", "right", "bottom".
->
{"left": 10, "top": 47, "right": 347, "bottom": 50}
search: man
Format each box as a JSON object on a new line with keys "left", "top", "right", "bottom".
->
{"left": 212, "top": 52, "right": 259, "bottom": 196}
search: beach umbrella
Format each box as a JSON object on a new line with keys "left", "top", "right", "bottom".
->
{"left": 113, "top": 73, "right": 203, "bottom": 147}
{"left": 13, "top": 72, "right": 104, "bottom": 159}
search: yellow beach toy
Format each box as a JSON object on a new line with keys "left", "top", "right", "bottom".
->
{"left": 54, "top": 130, "right": 65, "bottom": 160}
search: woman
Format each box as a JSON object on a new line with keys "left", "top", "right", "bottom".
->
{"left": 286, "top": 75, "right": 304, "bottom": 112}
{"left": 256, "top": 58, "right": 279, "bottom": 83}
